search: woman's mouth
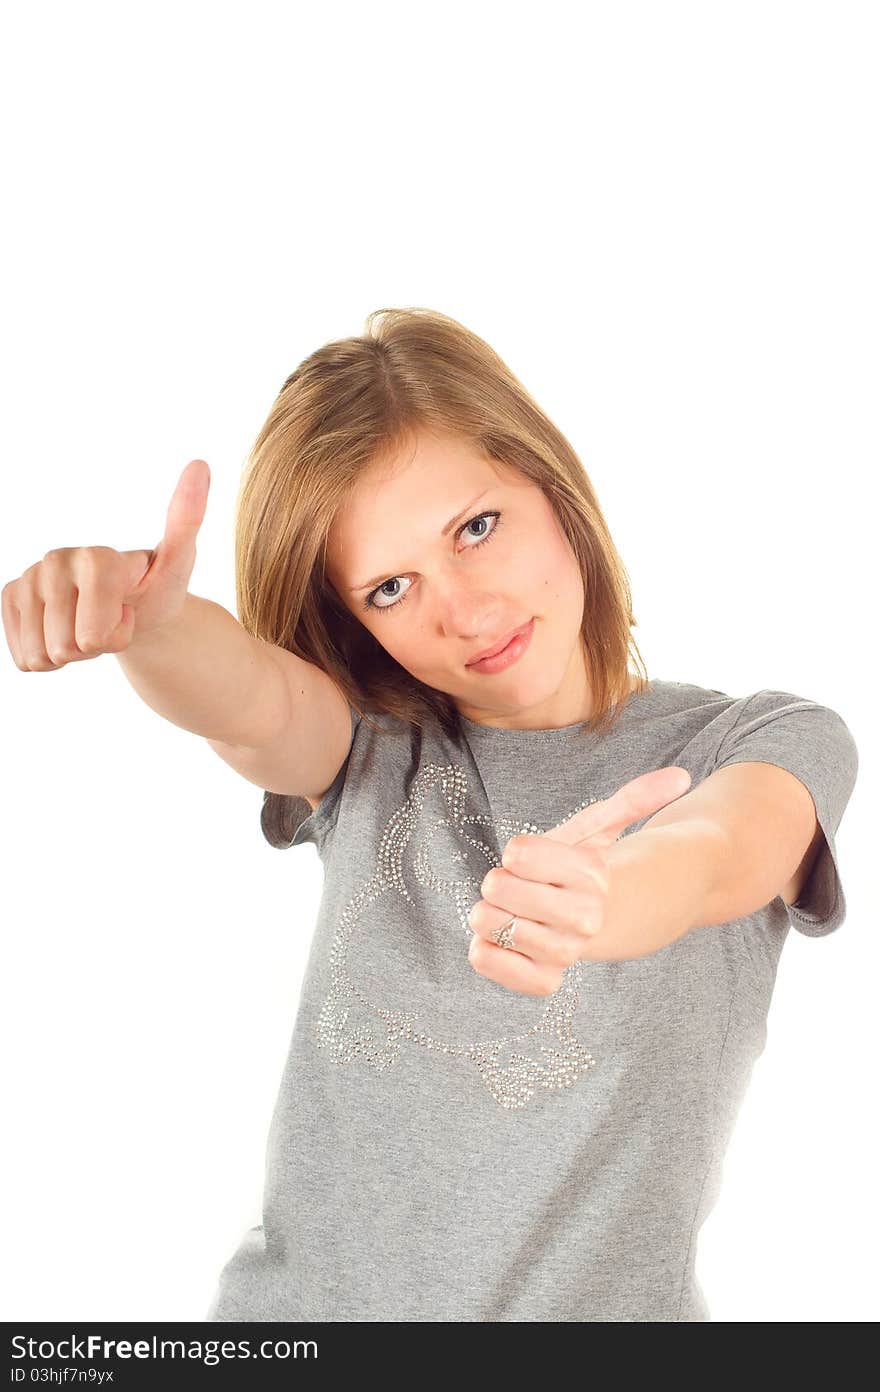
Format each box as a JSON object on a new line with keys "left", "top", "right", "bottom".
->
{"left": 466, "top": 618, "right": 535, "bottom": 674}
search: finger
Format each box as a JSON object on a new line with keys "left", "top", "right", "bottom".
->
{"left": 1, "top": 583, "right": 24, "bottom": 669}
{"left": 547, "top": 765, "right": 692, "bottom": 849}
{"left": 474, "top": 864, "right": 603, "bottom": 940}
{"left": 67, "top": 552, "right": 136, "bottom": 654}
{"left": 154, "top": 458, "right": 210, "bottom": 583}
{"left": 120, "top": 547, "right": 161, "bottom": 599}
{"left": 467, "top": 898, "right": 541, "bottom": 957}
{"left": 468, "top": 895, "right": 593, "bottom": 967}
{"left": 467, "top": 933, "right": 566, "bottom": 998}
{"left": 15, "top": 586, "right": 56, "bottom": 671}
{"left": 499, "top": 833, "right": 608, "bottom": 889}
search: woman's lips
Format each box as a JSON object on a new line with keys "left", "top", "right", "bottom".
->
{"left": 466, "top": 618, "right": 535, "bottom": 673}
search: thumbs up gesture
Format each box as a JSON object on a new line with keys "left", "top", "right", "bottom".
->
{"left": 466, "top": 765, "right": 693, "bottom": 996}
{"left": 2, "top": 459, "right": 210, "bottom": 671}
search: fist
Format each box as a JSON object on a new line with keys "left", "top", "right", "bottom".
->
{"left": 1, "top": 459, "right": 210, "bottom": 671}
{"left": 466, "top": 765, "right": 692, "bottom": 996}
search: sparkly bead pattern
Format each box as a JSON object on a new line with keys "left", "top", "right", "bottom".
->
{"left": 314, "top": 760, "right": 601, "bottom": 1110}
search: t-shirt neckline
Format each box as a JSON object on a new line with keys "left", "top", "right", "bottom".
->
{"left": 456, "top": 679, "right": 656, "bottom": 744}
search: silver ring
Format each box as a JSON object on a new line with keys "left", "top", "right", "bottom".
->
{"left": 490, "top": 915, "right": 518, "bottom": 950}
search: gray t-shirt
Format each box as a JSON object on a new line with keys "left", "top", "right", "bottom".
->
{"left": 205, "top": 678, "right": 858, "bottom": 1322}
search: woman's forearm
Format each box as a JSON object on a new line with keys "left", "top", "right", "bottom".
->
{"left": 114, "top": 592, "right": 288, "bottom": 747}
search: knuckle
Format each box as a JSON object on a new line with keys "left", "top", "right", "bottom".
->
{"left": 481, "top": 868, "right": 501, "bottom": 896}
{"left": 576, "top": 912, "right": 600, "bottom": 939}
{"left": 77, "top": 546, "right": 113, "bottom": 576}
{"left": 550, "top": 938, "right": 578, "bottom": 967}
{"left": 578, "top": 842, "right": 604, "bottom": 867}
{"left": 44, "top": 645, "right": 73, "bottom": 666}
{"left": 586, "top": 866, "right": 610, "bottom": 896}
{"left": 580, "top": 849, "right": 609, "bottom": 885}
{"left": 501, "top": 836, "right": 525, "bottom": 868}
{"left": 76, "top": 630, "right": 108, "bottom": 653}
{"left": 467, "top": 942, "right": 488, "bottom": 975}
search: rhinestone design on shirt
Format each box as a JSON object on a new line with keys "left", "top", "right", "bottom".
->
{"left": 314, "top": 759, "right": 601, "bottom": 1110}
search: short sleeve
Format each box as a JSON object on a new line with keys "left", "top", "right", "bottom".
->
{"left": 259, "top": 702, "right": 361, "bottom": 853}
{"left": 712, "top": 689, "right": 859, "bottom": 937}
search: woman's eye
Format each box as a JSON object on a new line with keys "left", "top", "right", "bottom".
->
{"left": 364, "top": 510, "right": 503, "bottom": 614}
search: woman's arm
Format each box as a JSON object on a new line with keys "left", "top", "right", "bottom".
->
{"left": 116, "top": 591, "right": 354, "bottom": 801}
{"left": 115, "top": 591, "right": 288, "bottom": 747}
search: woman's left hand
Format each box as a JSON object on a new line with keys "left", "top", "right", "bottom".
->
{"left": 466, "top": 765, "right": 692, "bottom": 996}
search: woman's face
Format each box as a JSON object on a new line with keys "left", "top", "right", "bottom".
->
{"left": 325, "top": 429, "right": 600, "bottom": 729}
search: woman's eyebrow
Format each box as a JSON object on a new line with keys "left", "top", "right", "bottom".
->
{"left": 350, "top": 488, "right": 491, "bottom": 591}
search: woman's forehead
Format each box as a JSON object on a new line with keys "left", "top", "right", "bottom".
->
{"left": 325, "top": 449, "right": 528, "bottom": 581}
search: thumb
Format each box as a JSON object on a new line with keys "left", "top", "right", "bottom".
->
{"left": 152, "top": 458, "right": 211, "bottom": 585}
{"left": 546, "top": 766, "right": 693, "bottom": 850}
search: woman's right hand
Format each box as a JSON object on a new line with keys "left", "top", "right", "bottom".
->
{"left": 1, "top": 458, "right": 211, "bottom": 672}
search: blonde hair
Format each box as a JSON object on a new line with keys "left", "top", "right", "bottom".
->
{"left": 235, "top": 306, "right": 648, "bottom": 759}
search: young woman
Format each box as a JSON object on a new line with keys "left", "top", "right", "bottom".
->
{"left": 2, "top": 307, "right": 858, "bottom": 1322}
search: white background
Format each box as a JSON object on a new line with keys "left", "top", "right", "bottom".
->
{"left": 1, "top": 1, "right": 876, "bottom": 1323}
